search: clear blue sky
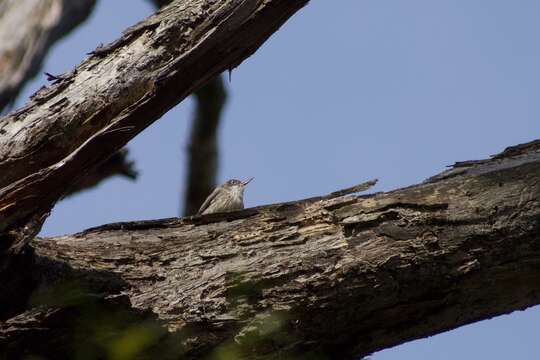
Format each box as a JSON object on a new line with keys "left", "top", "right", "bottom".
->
{"left": 14, "top": 0, "right": 540, "bottom": 358}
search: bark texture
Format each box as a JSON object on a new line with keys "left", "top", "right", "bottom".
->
{"left": 0, "top": 0, "right": 139, "bottom": 198}
{"left": 2, "top": 141, "right": 540, "bottom": 359}
{"left": 0, "top": 0, "right": 97, "bottom": 112}
{"left": 0, "top": 0, "right": 309, "bottom": 242}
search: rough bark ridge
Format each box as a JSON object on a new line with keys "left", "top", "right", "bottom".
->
{"left": 2, "top": 140, "right": 540, "bottom": 359}
{"left": 0, "top": 0, "right": 309, "bottom": 239}
{"left": 0, "top": 0, "right": 97, "bottom": 112}
{"left": 0, "top": 0, "right": 139, "bottom": 197}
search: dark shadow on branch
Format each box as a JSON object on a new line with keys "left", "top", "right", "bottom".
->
{"left": 149, "top": 0, "right": 174, "bottom": 8}
{"left": 64, "top": 149, "right": 138, "bottom": 198}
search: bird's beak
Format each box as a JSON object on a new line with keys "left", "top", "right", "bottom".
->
{"left": 243, "top": 177, "right": 254, "bottom": 186}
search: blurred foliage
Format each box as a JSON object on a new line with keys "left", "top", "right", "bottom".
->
{"left": 209, "top": 273, "right": 332, "bottom": 360}
{"left": 19, "top": 273, "right": 341, "bottom": 359}
{"left": 107, "top": 323, "right": 162, "bottom": 360}
{"left": 24, "top": 280, "right": 184, "bottom": 360}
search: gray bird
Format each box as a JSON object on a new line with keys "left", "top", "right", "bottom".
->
{"left": 197, "top": 178, "right": 254, "bottom": 215}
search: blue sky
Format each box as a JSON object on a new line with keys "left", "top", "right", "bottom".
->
{"left": 13, "top": 0, "right": 540, "bottom": 358}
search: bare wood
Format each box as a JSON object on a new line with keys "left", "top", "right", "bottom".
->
{"left": 2, "top": 140, "right": 540, "bottom": 359}
{"left": 0, "top": 0, "right": 97, "bottom": 112}
{"left": 0, "top": 0, "right": 139, "bottom": 198}
{"left": 0, "top": 0, "right": 309, "bottom": 236}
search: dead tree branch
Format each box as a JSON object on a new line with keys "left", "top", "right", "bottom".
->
{"left": 0, "top": 0, "right": 97, "bottom": 112}
{"left": 62, "top": 149, "right": 137, "bottom": 197}
{"left": 0, "top": 0, "right": 139, "bottom": 197}
{"left": 0, "top": 0, "right": 309, "bottom": 244}
{"left": 2, "top": 141, "right": 540, "bottom": 359}
{"left": 2, "top": 1, "right": 539, "bottom": 358}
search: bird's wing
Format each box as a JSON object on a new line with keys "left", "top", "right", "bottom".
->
{"left": 197, "top": 187, "right": 221, "bottom": 214}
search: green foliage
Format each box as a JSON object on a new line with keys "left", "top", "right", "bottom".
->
{"left": 23, "top": 274, "right": 334, "bottom": 359}
{"left": 107, "top": 323, "right": 162, "bottom": 360}
{"left": 26, "top": 280, "right": 184, "bottom": 360}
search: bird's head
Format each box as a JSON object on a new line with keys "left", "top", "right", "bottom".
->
{"left": 223, "top": 177, "right": 254, "bottom": 192}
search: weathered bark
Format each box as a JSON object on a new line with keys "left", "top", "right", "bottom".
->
{"left": 0, "top": 0, "right": 139, "bottom": 198}
{"left": 2, "top": 141, "right": 540, "bottom": 359}
{"left": 0, "top": 0, "right": 309, "bottom": 242}
{"left": 0, "top": 0, "right": 97, "bottom": 112}
{"left": 2, "top": 0, "right": 539, "bottom": 358}
{"left": 183, "top": 77, "right": 227, "bottom": 216}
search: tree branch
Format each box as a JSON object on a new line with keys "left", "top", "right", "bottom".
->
{"left": 0, "top": 0, "right": 97, "bottom": 112}
{"left": 62, "top": 149, "right": 138, "bottom": 197}
{"left": 2, "top": 140, "right": 540, "bottom": 359}
{"left": 0, "top": 0, "right": 139, "bottom": 198}
{"left": 0, "top": 0, "right": 309, "bottom": 241}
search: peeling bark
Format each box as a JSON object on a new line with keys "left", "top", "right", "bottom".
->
{"left": 2, "top": 141, "right": 540, "bottom": 359}
{"left": 0, "top": 0, "right": 309, "bottom": 240}
{"left": 0, "top": 0, "right": 139, "bottom": 198}
{"left": 2, "top": 0, "right": 539, "bottom": 358}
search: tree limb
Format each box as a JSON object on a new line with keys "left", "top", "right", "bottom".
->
{"left": 62, "top": 149, "right": 138, "bottom": 197}
{"left": 0, "top": 0, "right": 139, "bottom": 198}
{"left": 0, "top": 0, "right": 310, "bottom": 241}
{"left": 0, "top": 0, "right": 97, "bottom": 112}
{"left": 2, "top": 140, "right": 540, "bottom": 359}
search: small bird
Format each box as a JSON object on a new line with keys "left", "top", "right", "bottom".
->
{"left": 197, "top": 178, "right": 254, "bottom": 215}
